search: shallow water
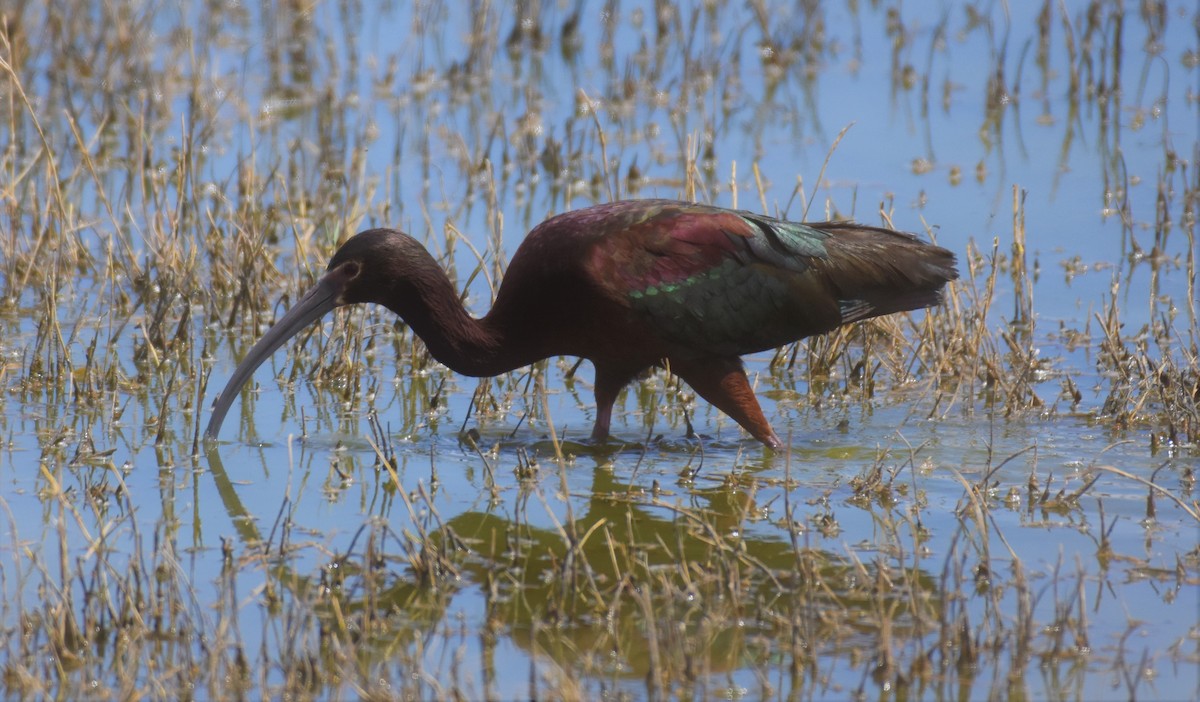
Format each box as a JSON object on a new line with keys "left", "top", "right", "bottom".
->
{"left": 1, "top": 1, "right": 1197, "bottom": 699}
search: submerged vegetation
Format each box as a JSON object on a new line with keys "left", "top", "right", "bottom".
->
{"left": 0, "top": 0, "right": 1196, "bottom": 699}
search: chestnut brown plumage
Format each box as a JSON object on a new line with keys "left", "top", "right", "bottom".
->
{"left": 205, "top": 199, "right": 957, "bottom": 447}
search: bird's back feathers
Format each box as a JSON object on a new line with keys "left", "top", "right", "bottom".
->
{"left": 557, "top": 200, "right": 956, "bottom": 357}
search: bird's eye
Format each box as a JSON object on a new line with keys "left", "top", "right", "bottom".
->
{"left": 343, "top": 261, "right": 361, "bottom": 278}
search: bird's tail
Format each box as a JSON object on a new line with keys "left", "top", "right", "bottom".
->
{"left": 810, "top": 222, "right": 958, "bottom": 324}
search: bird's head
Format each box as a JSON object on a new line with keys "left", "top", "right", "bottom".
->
{"left": 204, "top": 228, "right": 422, "bottom": 439}
{"left": 322, "top": 228, "right": 437, "bottom": 307}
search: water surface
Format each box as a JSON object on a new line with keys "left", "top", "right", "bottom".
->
{"left": 0, "top": 1, "right": 1196, "bottom": 699}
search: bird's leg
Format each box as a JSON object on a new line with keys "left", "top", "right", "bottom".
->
{"left": 668, "top": 357, "right": 783, "bottom": 448}
{"left": 590, "top": 363, "right": 645, "bottom": 443}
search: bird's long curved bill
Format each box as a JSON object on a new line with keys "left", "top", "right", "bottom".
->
{"left": 205, "top": 276, "right": 340, "bottom": 439}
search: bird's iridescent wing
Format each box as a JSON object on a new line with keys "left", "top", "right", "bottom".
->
{"left": 587, "top": 201, "right": 954, "bottom": 357}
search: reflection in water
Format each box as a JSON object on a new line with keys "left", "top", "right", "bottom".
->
{"left": 208, "top": 444, "right": 947, "bottom": 698}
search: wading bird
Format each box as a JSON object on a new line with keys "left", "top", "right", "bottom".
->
{"left": 205, "top": 199, "right": 957, "bottom": 447}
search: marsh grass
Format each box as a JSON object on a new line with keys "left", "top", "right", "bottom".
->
{"left": 1, "top": 0, "right": 1197, "bottom": 699}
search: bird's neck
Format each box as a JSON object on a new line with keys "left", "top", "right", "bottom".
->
{"left": 382, "top": 261, "right": 535, "bottom": 377}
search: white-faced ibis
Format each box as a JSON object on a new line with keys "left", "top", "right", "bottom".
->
{"left": 205, "top": 199, "right": 957, "bottom": 447}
